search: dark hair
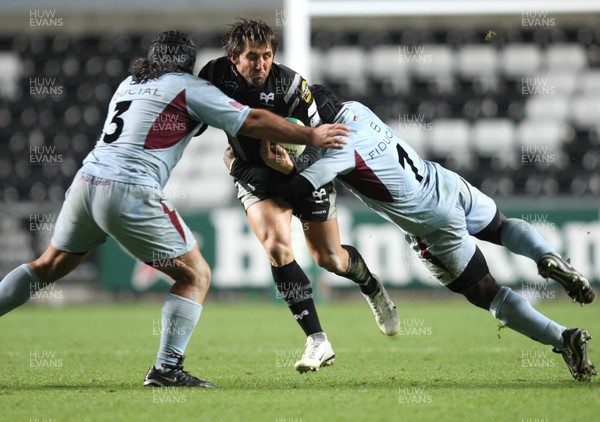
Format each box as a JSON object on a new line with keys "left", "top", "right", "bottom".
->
{"left": 310, "top": 84, "right": 343, "bottom": 123}
{"left": 129, "top": 30, "right": 196, "bottom": 83}
{"left": 221, "top": 18, "right": 278, "bottom": 58}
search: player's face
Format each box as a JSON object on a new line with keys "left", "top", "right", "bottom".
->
{"left": 231, "top": 42, "right": 274, "bottom": 86}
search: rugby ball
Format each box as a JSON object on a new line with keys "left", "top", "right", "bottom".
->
{"left": 279, "top": 117, "right": 306, "bottom": 158}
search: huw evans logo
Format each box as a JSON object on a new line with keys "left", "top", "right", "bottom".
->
{"left": 29, "top": 10, "right": 63, "bottom": 29}
{"left": 30, "top": 78, "right": 64, "bottom": 99}
{"left": 521, "top": 11, "right": 555, "bottom": 29}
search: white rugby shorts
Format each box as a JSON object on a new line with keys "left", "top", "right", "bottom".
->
{"left": 405, "top": 177, "right": 497, "bottom": 287}
{"left": 51, "top": 171, "right": 196, "bottom": 262}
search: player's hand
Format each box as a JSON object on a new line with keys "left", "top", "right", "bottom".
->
{"left": 260, "top": 140, "right": 294, "bottom": 175}
{"left": 309, "top": 123, "right": 349, "bottom": 149}
{"left": 223, "top": 145, "right": 236, "bottom": 173}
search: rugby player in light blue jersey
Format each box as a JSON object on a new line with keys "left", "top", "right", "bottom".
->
{"left": 258, "top": 84, "right": 595, "bottom": 382}
{"left": 0, "top": 32, "right": 348, "bottom": 388}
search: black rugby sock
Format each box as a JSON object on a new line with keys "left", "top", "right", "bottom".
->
{"left": 341, "top": 245, "right": 378, "bottom": 296}
{"left": 272, "top": 261, "right": 323, "bottom": 336}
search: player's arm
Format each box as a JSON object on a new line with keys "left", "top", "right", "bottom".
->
{"left": 192, "top": 60, "right": 219, "bottom": 137}
{"left": 240, "top": 109, "right": 348, "bottom": 149}
{"left": 260, "top": 137, "right": 355, "bottom": 200}
{"left": 187, "top": 78, "right": 348, "bottom": 149}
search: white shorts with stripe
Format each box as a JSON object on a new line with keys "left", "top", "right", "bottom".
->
{"left": 51, "top": 171, "right": 196, "bottom": 262}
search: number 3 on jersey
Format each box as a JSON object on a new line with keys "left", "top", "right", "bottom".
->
{"left": 103, "top": 101, "right": 132, "bottom": 143}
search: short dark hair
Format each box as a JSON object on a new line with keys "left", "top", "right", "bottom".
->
{"left": 129, "top": 30, "right": 196, "bottom": 84}
{"left": 221, "top": 18, "right": 278, "bottom": 58}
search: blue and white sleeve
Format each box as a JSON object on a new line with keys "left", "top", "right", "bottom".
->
{"left": 185, "top": 77, "right": 251, "bottom": 137}
{"left": 299, "top": 136, "right": 356, "bottom": 189}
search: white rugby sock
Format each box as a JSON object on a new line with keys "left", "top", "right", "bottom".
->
{"left": 490, "top": 286, "right": 564, "bottom": 350}
{"left": 155, "top": 293, "right": 202, "bottom": 371}
{"left": 500, "top": 218, "right": 558, "bottom": 262}
{"left": 0, "top": 264, "right": 42, "bottom": 316}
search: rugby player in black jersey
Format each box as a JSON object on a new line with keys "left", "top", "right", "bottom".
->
{"left": 199, "top": 19, "right": 399, "bottom": 372}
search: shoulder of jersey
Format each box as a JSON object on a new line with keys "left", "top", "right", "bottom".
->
{"left": 198, "top": 56, "right": 230, "bottom": 80}
{"left": 272, "top": 62, "right": 298, "bottom": 79}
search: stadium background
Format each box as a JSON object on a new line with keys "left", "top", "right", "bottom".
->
{"left": 0, "top": 0, "right": 599, "bottom": 303}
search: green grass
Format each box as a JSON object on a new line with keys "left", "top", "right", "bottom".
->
{"left": 0, "top": 297, "right": 598, "bottom": 421}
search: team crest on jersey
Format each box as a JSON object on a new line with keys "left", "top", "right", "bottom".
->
{"left": 301, "top": 80, "right": 312, "bottom": 103}
{"left": 260, "top": 92, "right": 275, "bottom": 104}
{"left": 312, "top": 188, "right": 327, "bottom": 202}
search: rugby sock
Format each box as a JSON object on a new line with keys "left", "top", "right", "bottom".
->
{"left": 272, "top": 261, "right": 323, "bottom": 336}
{"left": 0, "top": 264, "right": 43, "bottom": 316}
{"left": 340, "top": 245, "right": 378, "bottom": 296}
{"left": 489, "top": 286, "right": 564, "bottom": 350}
{"left": 500, "top": 218, "right": 558, "bottom": 263}
{"left": 155, "top": 293, "right": 202, "bottom": 372}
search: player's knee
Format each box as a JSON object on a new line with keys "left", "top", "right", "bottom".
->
{"left": 158, "top": 255, "right": 211, "bottom": 291}
{"left": 313, "top": 251, "right": 342, "bottom": 273}
{"left": 459, "top": 273, "right": 501, "bottom": 310}
{"left": 28, "top": 256, "right": 60, "bottom": 284}
{"left": 474, "top": 211, "right": 506, "bottom": 245}
{"left": 181, "top": 266, "right": 211, "bottom": 293}
{"left": 193, "top": 268, "right": 211, "bottom": 293}
{"left": 263, "top": 238, "right": 294, "bottom": 266}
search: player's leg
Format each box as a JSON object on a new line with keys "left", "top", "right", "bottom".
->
{"left": 302, "top": 217, "right": 399, "bottom": 336}
{"left": 0, "top": 246, "right": 88, "bottom": 316}
{"left": 247, "top": 197, "right": 323, "bottom": 337}
{"left": 0, "top": 172, "right": 104, "bottom": 316}
{"left": 294, "top": 182, "right": 399, "bottom": 335}
{"left": 246, "top": 197, "right": 334, "bottom": 372}
{"left": 303, "top": 218, "right": 374, "bottom": 293}
{"left": 143, "top": 245, "right": 213, "bottom": 387}
{"left": 452, "top": 261, "right": 596, "bottom": 382}
{"left": 93, "top": 179, "right": 211, "bottom": 387}
{"left": 413, "top": 213, "right": 595, "bottom": 381}
{"left": 448, "top": 248, "right": 566, "bottom": 349}
{"left": 461, "top": 176, "right": 593, "bottom": 304}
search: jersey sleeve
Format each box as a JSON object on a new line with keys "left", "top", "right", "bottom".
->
{"left": 299, "top": 136, "right": 356, "bottom": 189}
{"left": 291, "top": 145, "right": 323, "bottom": 172}
{"left": 185, "top": 77, "right": 250, "bottom": 137}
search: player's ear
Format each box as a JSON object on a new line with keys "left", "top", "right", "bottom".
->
{"left": 230, "top": 54, "right": 240, "bottom": 65}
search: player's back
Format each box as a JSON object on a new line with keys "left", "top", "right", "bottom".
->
{"left": 336, "top": 102, "right": 460, "bottom": 236}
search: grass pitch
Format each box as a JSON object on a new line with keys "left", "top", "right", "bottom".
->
{"left": 0, "top": 296, "right": 598, "bottom": 421}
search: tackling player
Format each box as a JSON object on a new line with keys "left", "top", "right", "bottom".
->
{"left": 259, "top": 84, "right": 596, "bottom": 382}
{"left": 0, "top": 32, "right": 348, "bottom": 388}
{"left": 199, "top": 19, "right": 399, "bottom": 373}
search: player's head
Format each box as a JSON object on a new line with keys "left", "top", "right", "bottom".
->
{"left": 222, "top": 18, "right": 278, "bottom": 86}
{"left": 148, "top": 31, "right": 196, "bottom": 72}
{"left": 310, "top": 84, "right": 343, "bottom": 124}
{"left": 130, "top": 30, "right": 196, "bottom": 83}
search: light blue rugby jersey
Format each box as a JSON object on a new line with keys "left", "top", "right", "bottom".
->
{"left": 81, "top": 73, "right": 250, "bottom": 189}
{"left": 299, "top": 101, "right": 460, "bottom": 236}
